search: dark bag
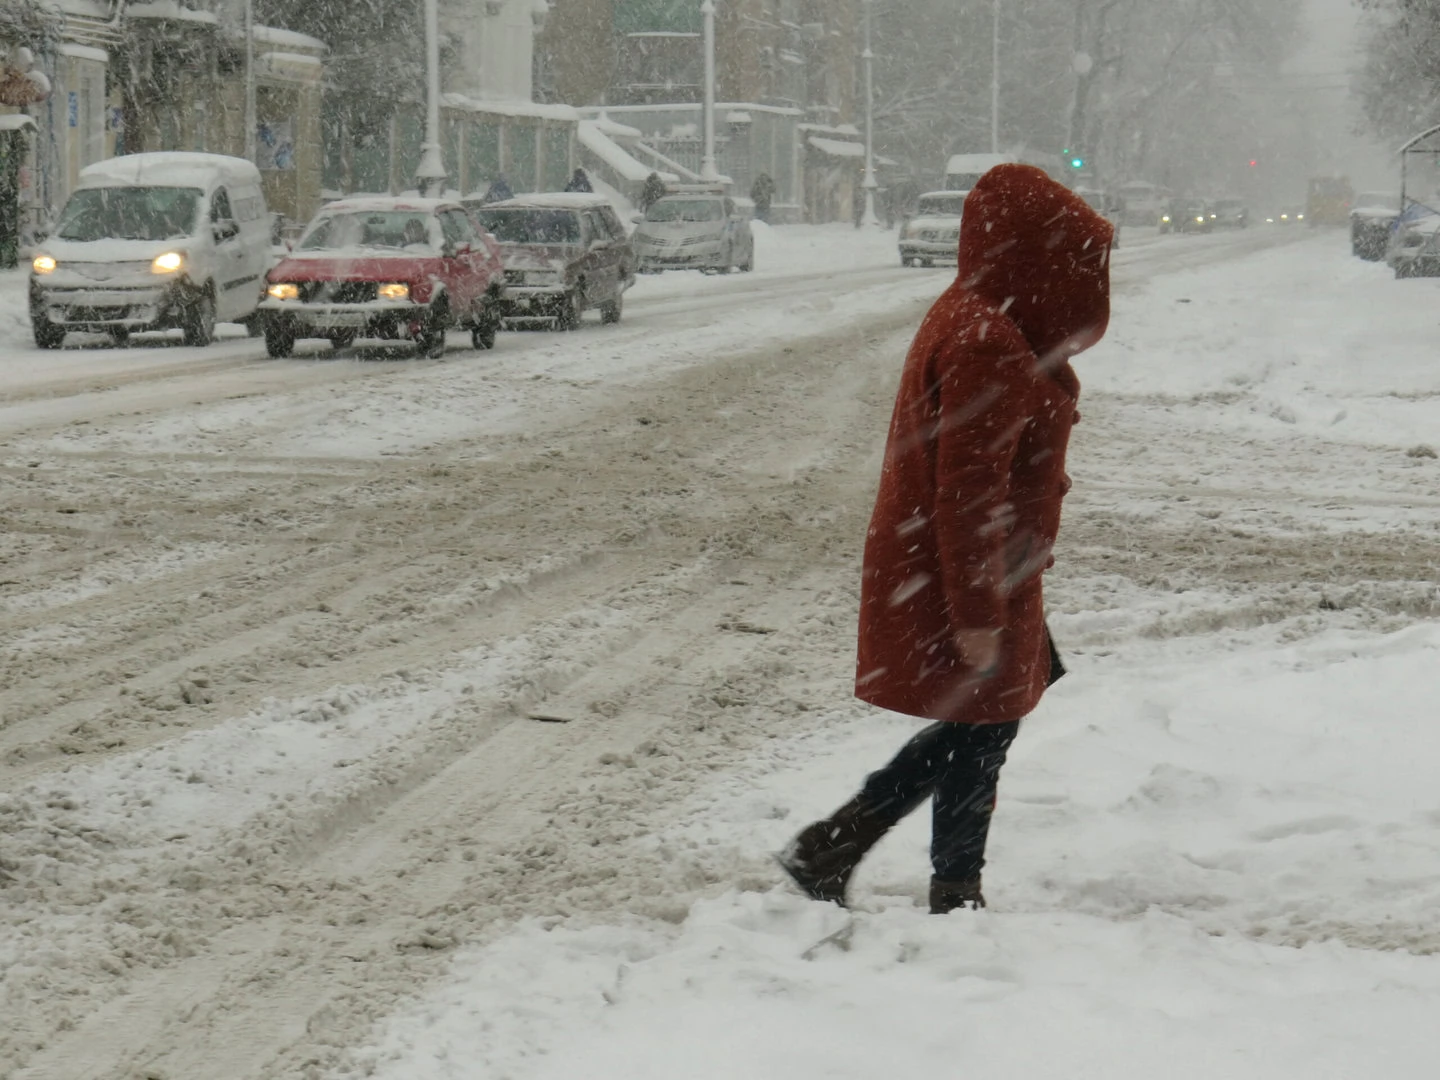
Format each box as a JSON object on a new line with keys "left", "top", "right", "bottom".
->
{"left": 1045, "top": 623, "right": 1067, "bottom": 686}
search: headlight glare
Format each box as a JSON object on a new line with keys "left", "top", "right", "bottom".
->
{"left": 151, "top": 251, "right": 185, "bottom": 274}
{"left": 33, "top": 254, "right": 56, "bottom": 274}
{"left": 377, "top": 282, "right": 410, "bottom": 300}
{"left": 267, "top": 282, "right": 300, "bottom": 301}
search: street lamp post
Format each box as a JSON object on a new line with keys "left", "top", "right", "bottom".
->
{"left": 859, "top": 0, "right": 880, "bottom": 227}
{"left": 415, "top": 0, "right": 448, "bottom": 196}
{"left": 244, "top": 0, "right": 256, "bottom": 161}
{"left": 700, "top": 0, "right": 719, "bottom": 183}
{"left": 990, "top": 0, "right": 1000, "bottom": 154}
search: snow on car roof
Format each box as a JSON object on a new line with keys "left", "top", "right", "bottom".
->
{"left": 318, "top": 196, "right": 452, "bottom": 214}
{"left": 477, "top": 193, "right": 614, "bottom": 210}
{"left": 78, "top": 152, "right": 260, "bottom": 190}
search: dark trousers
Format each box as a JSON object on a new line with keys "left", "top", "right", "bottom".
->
{"left": 858, "top": 720, "right": 1020, "bottom": 882}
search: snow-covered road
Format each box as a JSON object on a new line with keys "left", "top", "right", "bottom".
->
{"left": 2, "top": 223, "right": 1438, "bottom": 1079}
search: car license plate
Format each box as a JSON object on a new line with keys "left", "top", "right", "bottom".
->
{"left": 310, "top": 310, "right": 366, "bottom": 328}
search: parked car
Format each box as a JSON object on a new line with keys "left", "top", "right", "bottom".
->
{"left": 28, "top": 152, "right": 272, "bottom": 349}
{"left": 898, "top": 191, "right": 966, "bottom": 266}
{"left": 1210, "top": 197, "right": 1250, "bottom": 229}
{"left": 1074, "top": 187, "right": 1123, "bottom": 249}
{"left": 1158, "top": 197, "right": 1212, "bottom": 234}
{"left": 467, "top": 192, "right": 634, "bottom": 329}
{"left": 631, "top": 194, "right": 754, "bottom": 273}
{"left": 258, "top": 196, "right": 506, "bottom": 358}
{"left": 1350, "top": 190, "right": 1400, "bottom": 261}
{"left": 1387, "top": 204, "right": 1440, "bottom": 277}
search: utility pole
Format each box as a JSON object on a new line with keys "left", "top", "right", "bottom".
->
{"left": 859, "top": 0, "right": 880, "bottom": 226}
{"left": 244, "top": 0, "right": 256, "bottom": 161}
{"left": 990, "top": 0, "right": 1000, "bottom": 154}
{"left": 700, "top": 0, "right": 719, "bottom": 182}
{"left": 415, "top": 0, "right": 447, "bottom": 196}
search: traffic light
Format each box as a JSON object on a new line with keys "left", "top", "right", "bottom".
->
{"left": 1249, "top": 159, "right": 1258, "bottom": 167}
{"left": 1062, "top": 148, "right": 1084, "bottom": 169}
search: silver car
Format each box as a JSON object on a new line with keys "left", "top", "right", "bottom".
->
{"left": 899, "top": 191, "right": 965, "bottom": 267}
{"left": 632, "top": 194, "right": 754, "bottom": 274}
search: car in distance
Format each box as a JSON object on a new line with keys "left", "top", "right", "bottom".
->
{"left": 899, "top": 190, "right": 966, "bottom": 266}
{"left": 1350, "top": 190, "right": 1400, "bottom": 261}
{"left": 259, "top": 196, "right": 505, "bottom": 358}
{"left": 1265, "top": 208, "right": 1305, "bottom": 225}
{"left": 631, "top": 193, "right": 754, "bottom": 274}
{"left": 28, "top": 152, "right": 271, "bottom": 349}
{"left": 1210, "top": 197, "right": 1249, "bottom": 229}
{"left": 467, "top": 193, "right": 634, "bottom": 329}
{"left": 1158, "top": 197, "right": 1212, "bottom": 234}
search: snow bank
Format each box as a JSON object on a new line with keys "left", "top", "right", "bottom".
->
{"left": 344, "top": 624, "right": 1440, "bottom": 1079}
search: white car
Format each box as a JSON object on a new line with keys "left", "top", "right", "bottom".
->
{"left": 28, "top": 152, "right": 273, "bottom": 348}
{"left": 631, "top": 194, "right": 754, "bottom": 273}
{"left": 899, "top": 191, "right": 966, "bottom": 267}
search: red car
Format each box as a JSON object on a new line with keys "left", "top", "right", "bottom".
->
{"left": 259, "top": 196, "right": 506, "bottom": 358}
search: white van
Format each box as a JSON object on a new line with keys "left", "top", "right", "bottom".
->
{"left": 944, "top": 152, "right": 1015, "bottom": 194}
{"left": 29, "top": 152, "right": 271, "bottom": 348}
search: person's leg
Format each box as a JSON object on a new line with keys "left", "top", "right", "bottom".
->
{"left": 929, "top": 720, "right": 1021, "bottom": 912}
{"left": 779, "top": 722, "right": 972, "bottom": 906}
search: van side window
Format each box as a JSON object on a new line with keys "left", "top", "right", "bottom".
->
{"left": 211, "top": 188, "right": 234, "bottom": 223}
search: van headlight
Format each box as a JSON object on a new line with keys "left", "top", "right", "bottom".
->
{"left": 151, "top": 251, "right": 185, "bottom": 274}
{"left": 267, "top": 282, "right": 300, "bottom": 301}
{"left": 377, "top": 282, "right": 410, "bottom": 300}
{"left": 32, "top": 254, "right": 57, "bottom": 275}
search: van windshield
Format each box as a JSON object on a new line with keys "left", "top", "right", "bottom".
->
{"left": 945, "top": 172, "right": 984, "bottom": 192}
{"left": 56, "top": 187, "right": 201, "bottom": 242}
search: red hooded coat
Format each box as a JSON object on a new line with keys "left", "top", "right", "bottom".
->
{"left": 856, "top": 164, "right": 1113, "bottom": 724}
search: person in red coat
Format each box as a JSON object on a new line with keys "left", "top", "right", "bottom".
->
{"left": 779, "top": 163, "right": 1113, "bottom": 913}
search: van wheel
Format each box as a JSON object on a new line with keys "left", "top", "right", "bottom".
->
{"left": 241, "top": 313, "right": 265, "bottom": 338}
{"left": 33, "top": 316, "right": 66, "bottom": 350}
{"left": 600, "top": 292, "right": 623, "bottom": 325}
{"left": 110, "top": 327, "right": 130, "bottom": 346}
{"left": 264, "top": 320, "right": 295, "bottom": 358}
{"left": 181, "top": 289, "right": 216, "bottom": 347}
{"left": 738, "top": 249, "right": 753, "bottom": 272}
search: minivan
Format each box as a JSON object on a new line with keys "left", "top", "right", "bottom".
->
{"left": 29, "top": 152, "right": 272, "bottom": 348}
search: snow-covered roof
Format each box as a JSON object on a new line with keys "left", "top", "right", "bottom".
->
{"left": 481, "top": 193, "right": 616, "bottom": 210}
{"left": 945, "top": 152, "right": 1013, "bottom": 175}
{"left": 78, "top": 152, "right": 259, "bottom": 189}
{"left": 126, "top": 1, "right": 219, "bottom": 26}
{"left": 57, "top": 43, "right": 110, "bottom": 63}
{"left": 252, "top": 25, "right": 327, "bottom": 52}
{"left": 255, "top": 51, "right": 324, "bottom": 82}
{"left": 808, "top": 137, "right": 864, "bottom": 159}
{"left": 441, "top": 96, "right": 580, "bottom": 123}
{"left": 0, "top": 114, "right": 37, "bottom": 132}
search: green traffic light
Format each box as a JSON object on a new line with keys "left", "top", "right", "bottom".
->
{"left": 1070, "top": 158, "right": 1084, "bottom": 168}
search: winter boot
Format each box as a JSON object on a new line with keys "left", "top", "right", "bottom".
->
{"left": 929, "top": 875, "right": 986, "bottom": 913}
{"left": 777, "top": 796, "right": 893, "bottom": 907}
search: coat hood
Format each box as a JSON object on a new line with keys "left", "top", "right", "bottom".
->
{"left": 957, "top": 163, "right": 1113, "bottom": 368}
